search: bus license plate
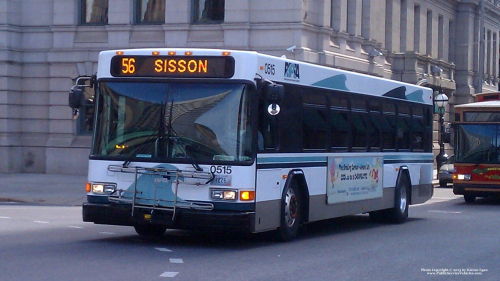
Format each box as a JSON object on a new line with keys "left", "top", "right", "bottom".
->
{"left": 212, "top": 175, "right": 232, "bottom": 186}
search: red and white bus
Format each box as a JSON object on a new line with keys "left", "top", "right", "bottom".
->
{"left": 453, "top": 92, "right": 500, "bottom": 203}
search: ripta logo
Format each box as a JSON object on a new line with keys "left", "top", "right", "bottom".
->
{"left": 284, "top": 62, "right": 300, "bottom": 81}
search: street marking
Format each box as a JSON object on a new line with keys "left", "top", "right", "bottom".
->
{"left": 34, "top": 221, "right": 50, "bottom": 224}
{"left": 432, "top": 197, "right": 461, "bottom": 200}
{"left": 99, "top": 232, "right": 115, "bottom": 235}
{"left": 170, "top": 258, "right": 183, "bottom": 264}
{"left": 68, "top": 226, "right": 83, "bottom": 229}
{"left": 155, "top": 247, "right": 173, "bottom": 252}
{"left": 160, "top": 272, "right": 179, "bottom": 278}
{"left": 428, "top": 210, "right": 462, "bottom": 214}
{"left": 0, "top": 216, "right": 11, "bottom": 219}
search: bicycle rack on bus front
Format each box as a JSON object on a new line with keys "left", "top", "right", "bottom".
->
{"left": 107, "top": 165, "right": 214, "bottom": 220}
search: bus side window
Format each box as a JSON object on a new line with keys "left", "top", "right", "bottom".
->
{"left": 302, "top": 91, "right": 327, "bottom": 150}
{"left": 382, "top": 103, "right": 396, "bottom": 150}
{"left": 330, "top": 94, "right": 349, "bottom": 150}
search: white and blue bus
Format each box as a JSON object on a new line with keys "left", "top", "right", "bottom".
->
{"left": 69, "top": 48, "right": 434, "bottom": 241}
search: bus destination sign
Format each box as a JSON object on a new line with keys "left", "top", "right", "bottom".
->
{"left": 110, "top": 55, "right": 235, "bottom": 78}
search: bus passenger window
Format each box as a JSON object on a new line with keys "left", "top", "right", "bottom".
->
{"left": 381, "top": 114, "right": 396, "bottom": 150}
{"left": 302, "top": 106, "right": 327, "bottom": 150}
{"left": 351, "top": 113, "right": 367, "bottom": 149}
{"left": 398, "top": 117, "right": 411, "bottom": 150}
{"left": 330, "top": 110, "right": 349, "bottom": 149}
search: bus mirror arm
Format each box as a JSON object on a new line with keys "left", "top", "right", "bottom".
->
{"left": 68, "top": 75, "right": 96, "bottom": 118}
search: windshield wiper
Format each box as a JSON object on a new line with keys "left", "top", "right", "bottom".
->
{"left": 122, "top": 102, "right": 165, "bottom": 168}
{"left": 166, "top": 100, "right": 203, "bottom": 172}
{"left": 122, "top": 130, "right": 159, "bottom": 168}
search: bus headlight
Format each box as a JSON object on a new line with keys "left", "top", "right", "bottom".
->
{"left": 211, "top": 189, "right": 237, "bottom": 201}
{"left": 92, "top": 183, "right": 117, "bottom": 194}
{"left": 455, "top": 174, "right": 471, "bottom": 181}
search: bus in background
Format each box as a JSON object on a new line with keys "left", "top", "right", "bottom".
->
{"left": 453, "top": 92, "right": 500, "bottom": 203}
{"left": 69, "top": 48, "right": 434, "bottom": 241}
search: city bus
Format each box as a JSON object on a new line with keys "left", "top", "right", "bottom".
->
{"left": 68, "top": 48, "right": 434, "bottom": 241}
{"left": 453, "top": 92, "right": 500, "bottom": 203}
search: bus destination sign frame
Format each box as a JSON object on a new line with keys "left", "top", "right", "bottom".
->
{"left": 110, "top": 55, "right": 235, "bottom": 78}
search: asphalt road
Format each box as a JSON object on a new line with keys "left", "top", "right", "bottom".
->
{"left": 1, "top": 186, "right": 498, "bottom": 281}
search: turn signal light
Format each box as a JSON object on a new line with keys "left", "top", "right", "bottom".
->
{"left": 86, "top": 182, "right": 91, "bottom": 192}
{"left": 240, "top": 191, "right": 255, "bottom": 201}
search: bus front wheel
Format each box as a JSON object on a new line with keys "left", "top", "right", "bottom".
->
{"left": 134, "top": 224, "right": 167, "bottom": 237}
{"left": 277, "top": 181, "right": 302, "bottom": 242}
{"left": 464, "top": 195, "right": 476, "bottom": 203}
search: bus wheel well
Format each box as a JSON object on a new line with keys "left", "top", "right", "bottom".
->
{"left": 397, "top": 167, "right": 412, "bottom": 205}
{"left": 287, "top": 171, "right": 310, "bottom": 224}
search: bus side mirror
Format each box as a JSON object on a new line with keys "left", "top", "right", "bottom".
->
{"left": 265, "top": 84, "right": 284, "bottom": 104}
{"left": 265, "top": 84, "right": 284, "bottom": 116}
{"left": 69, "top": 86, "right": 84, "bottom": 109}
{"left": 69, "top": 86, "right": 85, "bottom": 119}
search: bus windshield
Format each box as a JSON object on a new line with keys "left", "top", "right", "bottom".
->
{"left": 455, "top": 124, "right": 500, "bottom": 164}
{"left": 92, "top": 81, "right": 253, "bottom": 163}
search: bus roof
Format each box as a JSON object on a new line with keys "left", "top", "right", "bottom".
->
{"left": 473, "top": 91, "right": 500, "bottom": 102}
{"left": 97, "top": 48, "right": 433, "bottom": 105}
{"left": 455, "top": 100, "right": 500, "bottom": 108}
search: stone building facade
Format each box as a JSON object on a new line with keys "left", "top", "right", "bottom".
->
{"left": 1, "top": 0, "right": 500, "bottom": 174}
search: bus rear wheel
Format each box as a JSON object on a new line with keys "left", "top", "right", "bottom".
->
{"left": 387, "top": 177, "right": 409, "bottom": 224}
{"left": 134, "top": 224, "right": 167, "bottom": 237}
{"left": 276, "top": 181, "right": 301, "bottom": 242}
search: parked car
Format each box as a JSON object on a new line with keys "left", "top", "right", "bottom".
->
{"left": 438, "top": 155, "right": 454, "bottom": 187}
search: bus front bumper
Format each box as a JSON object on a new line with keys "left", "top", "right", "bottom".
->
{"left": 82, "top": 203, "right": 256, "bottom": 233}
{"left": 453, "top": 183, "right": 500, "bottom": 197}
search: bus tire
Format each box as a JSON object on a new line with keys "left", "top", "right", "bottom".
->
{"left": 464, "top": 195, "right": 476, "bottom": 203}
{"left": 387, "top": 176, "right": 409, "bottom": 224}
{"left": 134, "top": 224, "right": 167, "bottom": 237}
{"left": 276, "top": 181, "right": 301, "bottom": 242}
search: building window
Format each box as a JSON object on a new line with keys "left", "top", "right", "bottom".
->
{"left": 82, "top": 0, "right": 108, "bottom": 24}
{"left": 193, "top": 0, "right": 225, "bottom": 23}
{"left": 426, "top": 10, "right": 433, "bottom": 56}
{"left": 414, "top": 4, "right": 420, "bottom": 53}
{"left": 400, "top": 0, "right": 407, "bottom": 52}
{"left": 136, "top": 0, "right": 165, "bottom": 24}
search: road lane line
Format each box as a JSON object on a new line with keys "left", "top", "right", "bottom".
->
{"left": 428, "top": 210, "right": 462, "bottom": 214}
{"left": 170, "top": 258, "right": 183, "bottom": 264}
{"left": 155, "top": 247, "right": 173, "bottom": 252}
{"left": 34, "top": 221, "right": 50, "bottom": 224}
{"left": 160, "top": 272, "right": 179, "bottom": 278}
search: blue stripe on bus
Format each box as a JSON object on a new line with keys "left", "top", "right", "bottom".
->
{"left": 256, "top": 154, "right": 433, "bottom": 169}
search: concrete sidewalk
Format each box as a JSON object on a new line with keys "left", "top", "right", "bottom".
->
{"left": 0, "top": 173, "right": 87, "bottom": 206}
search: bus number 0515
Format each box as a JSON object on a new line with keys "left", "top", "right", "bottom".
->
{"left": 210, "top": 165, "right": 232, "bottom": 174}
{"left": 265, "top": 63, "right": 275, "bottom": 75}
